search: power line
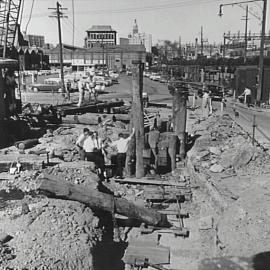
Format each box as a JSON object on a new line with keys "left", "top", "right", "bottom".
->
{"left": 24, "top": 0, "right": 35, "bottom": 33}
{"left": 19, "top": 0, "right": 25, "bottom": 26}
{"left": 23, "top": 0, "right": 221, "bottom": 19}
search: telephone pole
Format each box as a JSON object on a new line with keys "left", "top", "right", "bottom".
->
{"left": 257, "top": 0, "right": 267, "bottom": 104}
{"left": 201, "top": 26, "right": 204, "bottom": 56}
{"left": 179, "top": 36, "right": 182, "bottom": 58}
{"left": 242, "top": 5, "right": 249, "bottom": 64}
{"left": 49, "top": 2, "right": 67, "bottom": 96}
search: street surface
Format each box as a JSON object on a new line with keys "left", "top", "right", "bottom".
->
{"left": 21, "top": 74, "right": 270, "bottom": 151}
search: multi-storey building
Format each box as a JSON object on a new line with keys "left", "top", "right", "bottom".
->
{"left": 45, "top": 43, "right": 146, "bottom": 71}
{"left": 24, "top": 34, "right": 45, "bottom": 48}
{"left": 128, "top": 20, "right": 152, "bottom": 53}
{"left": 85, "top": 25, "right": 117, "bottom": 48}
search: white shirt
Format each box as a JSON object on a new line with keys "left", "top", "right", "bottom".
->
{"left": 76, "top": 134, "right": 87, "bottom": 148}
{"left": 83, "top": 137, "right": 96, "bottom": 152}
{"left": 244, "top": 88, "right": 251, "bottom": 96}
{"left": 112, "top": 137, "right": 132, "bottom": 153}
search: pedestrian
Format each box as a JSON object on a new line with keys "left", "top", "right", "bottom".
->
{"left": 76, "top": 128, "right": 90, "bottom": 160}
{"left": 83, "top": 131, "right": 106, "bottom": 177}
{"left": 77, "top": 76, "right": 88, "bottom": 107}
{"left": 241, "top": 87, "right": 252, "bottom": 107}
{"left": 111, "top": 128, "right": 135, "bottom": 179}
{"left": 65, "top": 79, "right": 71, "bottom": 100}
{"left": 202, "top": 90, "right": 210, "bottom": 119}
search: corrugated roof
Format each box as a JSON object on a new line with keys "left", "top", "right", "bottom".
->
{"left": 87, "top": 25, "right": 116, "bottom": 32}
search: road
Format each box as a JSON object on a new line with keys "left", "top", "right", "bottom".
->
{"left": 21, "top": 74, "right": 172, "bottom": 106}
{"left": 226, "top": 102, "right": 270, "bottom": 150}
{"left": 21, "top": 74, "right": 270, "bottom": 149}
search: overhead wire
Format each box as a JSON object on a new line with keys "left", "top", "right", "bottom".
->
{"left": 24, "top": 0, "right": 222, "bottom": 19}
{"left": 19, "top": 0, "right": 25, "bottom": 26}
{"left": 24, "top": 0, "right": 35, "bottom": 33}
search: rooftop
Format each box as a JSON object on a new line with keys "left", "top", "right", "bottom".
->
{"left": 87, "top": 25, "right": 116, "bottom": 32}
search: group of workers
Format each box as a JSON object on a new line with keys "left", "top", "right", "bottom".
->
{"left": 77, "top": 75, "right": 98, "bottom": 107}
{"left": 76, "top": 127, "right": 135, "bottom": 180}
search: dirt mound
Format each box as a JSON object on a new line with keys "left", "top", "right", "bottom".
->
{"left": 0, "top": 198, "right": 102, "bottom": 270}
{"left": 217, "top": 174, "right": 270, "bottom": 257}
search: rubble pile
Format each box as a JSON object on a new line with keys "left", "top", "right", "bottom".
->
{"left": 188, "top": 113, "right": 270, "bottom": 259}
{"left": 0, "top": 198, "right": 101, "bottom": 270}
{"left": 189, "top": 114, "right": 269, "bottom": 177}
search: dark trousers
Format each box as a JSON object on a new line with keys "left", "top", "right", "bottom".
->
{"left": 79, "top": 149, "right": 86, "bottom": 160}
{"left": 85, "top": 152, "right": 105, "bottom": 172}
{"left": 116, "top": 153, "right": 126, "bottom": 177}
{"left": 246, "top": 95, "right": 251, "bottom": 107}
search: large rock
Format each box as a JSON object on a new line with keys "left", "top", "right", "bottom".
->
{"left": 233, "top": 147, "right": 254, "bottom": 169}
{"left": 209, "top": 147, "right": 221, "bottom": 156}
{"left": 210, "top": 164, "right": 224, "bottom": 173}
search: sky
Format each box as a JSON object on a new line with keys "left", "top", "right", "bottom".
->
{"left": 20, "top": 0, "right": 269, "bottom": 47}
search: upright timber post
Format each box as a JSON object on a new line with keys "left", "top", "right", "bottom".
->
{"left": 132, "top": 60, "right": 144, "bottom": 179}
{"left": 49, "top": 2, "right": 67, "bottom": 96}
{"left": 56, "top": 2, "right": 65, "bottom": 96}
{"left": 257, "top": 0, "right": 267, "bottom": 105}
{"left": 0, "top": 69, "right": 5, "bottom": 148}
{"left": 172, "top": 83, "right": 188, "bottom": 160}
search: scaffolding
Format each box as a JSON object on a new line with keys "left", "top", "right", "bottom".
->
{"left": 0, "top": 0, "right": 22, "bottom": 57}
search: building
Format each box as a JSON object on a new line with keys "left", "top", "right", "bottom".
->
{"left": 85, "top": 25, "right": 117, "bottom": 48}
{"left": 119, "top": 38, "right": 129, "bottom": 45}
{"left": 128, "top": 20, "right": 152, "bottom": 53}
{"left": 23, "top": 34, "right": 45, "bottom": 48}
{"left": 45, "top": 43, "right": 146, "bottom": 71}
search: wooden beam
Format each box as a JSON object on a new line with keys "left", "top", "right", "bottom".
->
{"left": 132, "top": 60, "right": 144, "bottom": 178}
{"left": 172, "top": 85, "right": 188, "bottom": 159}
{"left": 38, "top": 175, "right": 171, "bottom": 228}
{"left": 113, "top": 177, "right": 187, "bottom": 187}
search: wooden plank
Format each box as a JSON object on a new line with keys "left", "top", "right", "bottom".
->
{"left": 113, "top": 177, "right": 187, "bottom": 187}
{"left": 123, "top": 241, "right": 170, "bottom": 266}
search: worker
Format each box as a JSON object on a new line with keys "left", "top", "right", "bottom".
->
{"left": 76, "top": 128, "right": 90, "bottom": 160}
{"left": 111, "top": 128, "right": 135, "bottom": 179}
{"left": 77, "top": 76, "right": 88, "bottom": 107}
{"left": 202, "top": 89, "right": 210, "bottom": 119}
{"left": 65, "top": 79, "right": 71, "bottom": 100}
{"left": 240, "top": 87, "right": 252, "bottom": 107}
{"left": 83, "top": 131, "right": 105, "bottom": 178}
{"left": 4, "top": 69, "right": 17, "bottom": 116}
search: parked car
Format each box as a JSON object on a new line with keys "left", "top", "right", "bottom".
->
{"left": 159, "top": 75, "right": 169, "bottom": 83}
{"left": 151, "top": 74, "right": 161, "bottom": 81}
{"left": 126, "top": 70, "right": 132, "bottom": 76}
{"left": 29, "top": 78, "right": 62, "bottom": 92}
{"left": 93, "top": 76, "right": 112, "bottom": 87}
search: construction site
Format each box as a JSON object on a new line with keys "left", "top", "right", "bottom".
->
{"left": 1, "top": 0, "right": 270, "bottom": 270}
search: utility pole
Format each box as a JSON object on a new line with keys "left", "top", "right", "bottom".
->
{"left": 257, "top": 0, "right": 267, "bottom": 104}
{"left": 201, "top": 26, "right": 204, "bottom": 56}
{"left": 131, "top": 60, "right": 144, "bottom": 179}
{"left": 49, "top": 2, "right": 67, "bottom": 96}
{"left": 242, "top": 5, "right": 249, "bottom": 64}
{"left": 179, "top": 36, "right": 182, "bottom": 58}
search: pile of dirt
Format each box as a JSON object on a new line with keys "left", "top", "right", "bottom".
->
{"left": 0, "top": 197, "right": 102, "bottom": 270}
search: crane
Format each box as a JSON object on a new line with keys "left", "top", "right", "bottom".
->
{"left": 0, "top": 0, "right": 23, "bottom": 148}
